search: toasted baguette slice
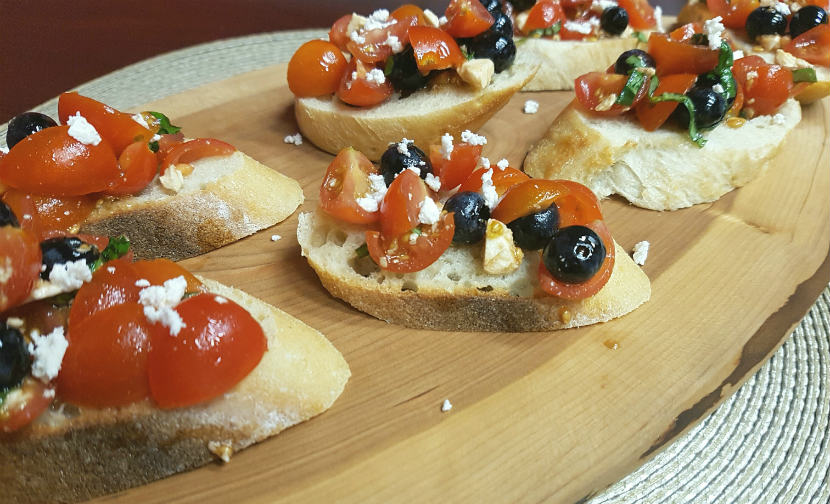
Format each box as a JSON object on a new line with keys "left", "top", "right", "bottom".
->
{"left": 79, "top": 151, "right": 304, "bottom": 261}
{"left": 520, "top": 36, "right": 647, "bottom": 91}
{"left": 294, "top": 53, "right": 540, "bottom": 161}
{"left": 523, "top": 98, "right": 801, "bottom": 210}
{"left": 1, "top": 277, "right": 350, "bottom": 504}
{"left": 297, "top": 211, "right": 650, "bottom": 332}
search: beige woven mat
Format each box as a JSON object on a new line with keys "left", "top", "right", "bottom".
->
{"left": 3, "top": 29, "right": 829, "bottom": 504}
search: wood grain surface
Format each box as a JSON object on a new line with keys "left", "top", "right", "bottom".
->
{"left": 91, "top": 65, "right": 829, "bottom": 503}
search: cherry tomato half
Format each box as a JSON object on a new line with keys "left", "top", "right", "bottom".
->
{"left": 336, "top": 58, "right": 394, "bottom": 107}
{"left": 635, "top": 73, "right": 698, "bottom": 131}
{"left": 444, "top": 0, "right": 494, "bottom": 38}
{"left": 785, "top": 24, "right": 830, "bottom": 67}
{"left": 428, "top": 142, "right": 483, "bottom": 191}
{"left": 159, "top": 138, "right": 236, "bottom": 175}
{"left": 491, "top": 179, "right": 570, "bottom": 224}
{"left": 107, "top": 140, "right": 158, "bottom": 195}
{"left": 319, "top": 147, "right": 381, "bottom": 224}
{"left": 733, "top": 56, "right": 792, "bottom": 117}
{"left": 705, "top": 0, "right": 759, "bottom": 29}
{"left": 458, "top": 166, "right": 530, "bottom": 196}
{"left": 380, "top": 168, "right": 427, "bottom": 238}
{"left": 523, "top": 0, "right": 567, "bottom": 33}
{"left": 0, "top": 226, "right": 42, "bottom": 312}
{"left": 573, "top": 72, "right": 633, "bottom": 116}
{"left": 30, "top": 194, "right": 99, "bottom": 237}
{"left": 329, "top": 14, "right": 353, "bottom": 51}
{"left": 618, "top": 0, "right": 657, "bottom": 29}
{"left": 647, "top": 31, "right": 719, "bottom": 76}
{"left": 0, "top": 378, "right": 53, "bottom": 433}
{"left": 1, "top": 189, "right": 42, "bottom": 238}
{"left": 58, "top": 92, "right": 155, "bottom": 155}
{"left": 287, "top": 39, "right": 349, "bottom": 97}
{"left": 366, "top": 212, "right": 455, "bottom": 273}
{"left": 409, "top": 26, "right": 466, "bottom": 74}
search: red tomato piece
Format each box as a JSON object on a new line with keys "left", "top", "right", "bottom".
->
{"left": 30, "top": 194, "right": 99, "bottom": 236}
{"left": 635, "top": 73, "right": 698, "bottom": 131}
{"left": 573, "top": 72, "right": 631, "bottom": 116}
{"left": 68, "top": 260, "right": 141, "bottom": 329}
{"left": 107, "top": 140, "right": 158, "bottom": 195}
{"left": 147, "top": 293, "right": 267, "bottom": 409}
{"left": 705, "top": 0, "right": 760, "bottom": 29}
{"left": 159, "top": 138, "right": 236, "bottom": 175}
{"left": 0, "top": 226, "right": 42, "bottom": 312}
{"left": 552, "top": 180, "right": 604, "bottom": 227}
{"left": 491, "top": 179, "right": 571, "bottom": 224}
{"left": 390, "top": 4, "right": 428, "bottom": 26}
{"left": 329, "top": 14, "right": 353, "bottom": 51}
{"left": 647, "top": 32, "right": 720, "bottom": 76}
{"left": 669, "top": 22, "right": 701, "bottom": 42}
{"left": 458, "top": 166, "right": 530, "bottom": 196}
{"left": 336, "top": 58, "right": 394, "bottom": 107}
{"left": 366, "top": 212, "right": 455, "bottom": 273}
{"left": 1, "top": 189, "right": 42, "bottom": 237}
{"left": 445, "top": 0, "right": 494, "bottom": 38}
{"left": 0, "top": 378, "right": 53, "bottom": 433}
{"left": 287, "top": 39, "right": 349, "bottom": 97}
{"left": 319, "top": 147, "right": 381, "bottom": 225}
{"left": 380, "top": 169, "right": 427, "bottom": 237}
{"left": 428, "top": 142, "right": 483, "bottom": 191}
{"left": 130, "top": 259, "right": 203, "bottom": 294}
{"left": 0, "top": 126, "right": 120, "bottom": 196}
{"left": 538, "top": 220, "right": 615, "bottom": 300}
{"left": 785, "top": 24, "right": 830, "bottom": 67}
{"left": 618, "top": 0, "right": 657, "bottom": 29}
{"left": 57, "top": 92, "right": 155, "bottom": 155}
{"left": 733, "top": 56, "right": 793, "bottom": 117}
{"left": 409, "top": 26, "right": 467, "bottom": 74}
{"left": 58, "top": 302, "right": 162, "bottom": 407}
{"left": 523, "top": 0, "right": 567, "bottom": 33}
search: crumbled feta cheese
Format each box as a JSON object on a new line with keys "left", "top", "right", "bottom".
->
{"left": 632, "top": 241, "right": 650, "bottom": 265}
{"left": 484, "top": 219, "right": 524, "bottom": 274}
{"left": 440, "top": 133, "right": 454, "bottom": 160}
{"left": 132, "top": 113, "right": 150, "bottom": 129}
{"left": 478, "top": 157, "right": 491, "bottom": 170}
{"left": 355, "top": 173, "right": 388, "bottom": 213}
{"left": 0, "top": 147, "right": 8, "bottom": 154}
{"left": 43, "top": 388, "right": 56, "bottom": 398}
{"left": 135, "top": 278, "right": 151, "bottom": 288}
{"left": 772, "top": 1, "right": 790, "bottom": 15}
{"left": 496, "top": 159, "right": 509, "bottom": 171}
{"left": 365, "top": 9, "right": 393, "bottom": 30}
{"left": 481, "top": 169, "right": 499, "bottom": 209}
{"left": 66, "top": 112, "right": 102, "bottom": 146}
{"left": 425, "top": 172, "right": 442, "bottom": 192}
{"left": 564, "top": 18, "right": 600, "bottom": 35}
{"left": 271, "top": 234, "right": 282, "bottom": 242}
{"left": 385, "top": 33, "right": 403, "bottom": 53}
{"left": 757, "top": 34, "right": 783, "bottom": 51}
{"left": 28, "top": 327, "right": 69, "bottom": 382}
{"left": 591, "top": 0, "right": 618, "bottom": 13}
{"left": 438, "top": 15, "right": 448, "bottom": 26}
{"left": 733, "top": 49, "right": 745, "bottom": 59}
{"left": 365, "top": 68, "right": 386, "bottom": 85}
{"left": 409, "top": 232, "right": 419, "bottom": 245}
{"left": 703, "top": 16, "right": 725, "bottom": 50}
{"left": 423, "top": 8, "right": 440, "bottom": 27}
{"left": 457, "top": 58, "right": 494, "bottom": 89}
{"left": 460, "top": 130, "right": 487, "bottom": 146}
{"left": 775, "top": 49, "right": 811, "bottom": 69}
{"left": 0, "top": 257, "right": 11, "bottom": 284}
{"left": 159, "top": 165, "right": 185, "bottom": 193}
{"left": 214, "top": 296, "right": 228, "bottom": 304}
{"left": 654, "top": 6, "right": 664, "bottom": 32}
{"left": 407, "top": 166, "right": 421, "bottom": 177}
{"left": 106, "top": 266, "right": 116, "bottom": 274}
{"left": 441, "top": 399, "right": 453, "bottom": 412}
{"left": 418, "top": 197, "right": 441, "bottom": 225}
{"left": 396, "top": 138, "right": 411, "bottom": 155}
{"left": 349, "top": 30, "right": 366, "bottom": 44}
{"left": 790, "top": 2, "right": 800, "bottom": 12}
{"left": 48, "top": 259, "right": 92, "bottom": 291}
{"left": 712, "top": 83, "right": 724, "bottom": 94}
{"left": 523, "top": 100, "right": 539, "bottom": 114}
{"left": 284, "top": 133, "right": 303, "bottom": 145}
{"left": 139, "top": 276, "right": 187, "bottom": 336}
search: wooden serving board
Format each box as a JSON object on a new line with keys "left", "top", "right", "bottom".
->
{"left": 98, "top": 65, "right": 829, "bottom": 503}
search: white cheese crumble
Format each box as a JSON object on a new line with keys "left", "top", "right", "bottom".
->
{"left": 733, "top": 49, "right": 745, "bottom": 60}
{"left": 284, "top": 133, "right": 303, "bottom": 145}
{"left": 591, "top": 0, "right": 618, "bottom": 12}
{"left": 712, "top": 83, "right": 725, "bottom": 93}
{"left": 214, "top": 296, "right": 228, "bottom": 304}
{"left": 478, "top": 156, "right": 491, "bottom": 170}
{"left": 632, "top": 241, "right": 650, "bottom": 266}
{"left": 425, "top": 172, "right": 442, "bottom": 192}
{"left": 365, "top": 9, "right": 393, "bottom": 31}
{"left": 159, "top": 165, "right": 185, "bottom": 193}
{"left": 66, "top": 112, "right": 102, "bottom": 146}
{"left": 271, "top": 234, "right": 282, "bottom": 242}
{"left": 481, "top": 169, "right": 499, "bottom": 209}
{"left": 139, "top": 276, "right": 187, "bottom": 336}
{"left": 523, "top": 99, "right": 539, "bottom": 114}
{"left": 349, "top": 30, "right": 366, "bottom": 44}
{"left": 703, "top": 16, "right": 725, "bottom": 50}
{"left": 385, "top": 33, "right": 403, "bottom": 52}
{"left": 564, "top": 17, "right": 600, "bottom": 35}
{"left": 423, "top": 8, "right": 440, "bottom": 27}
{"left": 772, "top": 1, "right": 791, "bottom": 15}
{"left": 131, "top": 113, "right": 150, "bottom": 129}
{"left": 396, "top": 138, "right": 411, "bottom": 155}
{"left": 441, "top": 399, "right": 453, "bottom": 412}
{"left": 406, "top": 166, "right": 421, "bottom": 177}
{"left": 460, "top": 130, "right": 487, "bottom": 146}
{"left": 496, "top": 159, "right": 509, "bottom": 171}
{"left": 440, "top": 133, "right": 454, "bottom": 160}
{"left": 484, "top": 219, "right": 523, "bottom": 274}
{"left": 28, "top": 327, "right": 69, "bottom": 382}
{"left": 365, "top": 68, "right": 386, "bottom": 85}
{"left": 418, "top": 197, "right": 441, "bottom": 225}
{"left": 135, "top": 278, "right": 151, "bottom": 288}
{"left": 48, "top": 259, "right": 92, "bottom": 291}
{"left": 0, "top": 146, "right": 9, "bottom": 154}
{"left": 654, "top": 6, "right": 664, "bottom": 32}
{"left": 355, "top": 173, "right": 388, "bottom": 213}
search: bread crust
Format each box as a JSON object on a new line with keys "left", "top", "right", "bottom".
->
{"left": 80, "top": 151, "right": 304, "bottom": 261}
{"left": 295, "top": 55, "right": 539, "bottom": 161}
{"left": 523, "top": 99, "right": 802, "bottom": 210}
{"left": 297, "top": 211, "right": 650, "bottom": 332}
{"left": 0, "top": 278, "right": 350, "bottom": 504}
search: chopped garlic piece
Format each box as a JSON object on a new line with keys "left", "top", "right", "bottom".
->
{"left": 457, "top": 58, "right": 494, "bottom": 90}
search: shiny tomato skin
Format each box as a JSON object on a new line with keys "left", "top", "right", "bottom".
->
{"left": 573, "top": 72, "right": 631, "bottom": 116}
{"left": 287, "top": 40, "right": 349, "bottom": 97}
{"left": 445, "top": 0, "right": 494, "bottom": 38}
{"left": 30, "top": 194, "right": 99, "bottom": 236}
{"left": 68, "top": 260, "right": 141, "bottom": 330}
{"left": 58, "top": 302, "right": 161, "bottom": 407}
{"left": 552, "top": 180, "right": 604, "bottom": 227}
{"left": 329, "top": 14, "right": 353, "bottom": 51}
{"left": 1, "top": 189, "right": 42, "bottom": 237}
{"left": 785, "top": 24, "right": 830, "bottom": 67}
{"left": 0, "top": 126, "right": 120, "bottom": 196}
{"left": 635, "top": 73, "right": 698, "bottom": 131}
{"left": 669, "top": 22, "right": 701, "bottom": 42}
{"left": 491, "top": 179, "right": 570, "bottom": 224}
{"left": 336, "top": 59, "right": 394, "bottom": 107}
{"left": 618, "top": 0, "right": 657, "bottom": 29}
{"left": 538, "top": 220, "right": 615, "bottom": 300}
{"left": 319, "top": 147, "right": 381, "bottom": 224}
{"left": 148, "top": 293, "right": 267, "bottom": 409}
{"left": 409, "top": 26, "right": 466, "bottom": 74}
{"left": 523, "top": 0, "right": 567, "bottom": 33}
{"left": 0, "top": 226, "right": 42, "bottom": 312}
{"left": 130, "top": 259, "right": 203, "bottom": 293}
{"left": 459, "top": 166, "right": 530, "bottom": 195}
{"left": 107, "top": 140, "right": 158, "bottom": 195}
{"left": 733, "top": 56, "right": 792, "bottom": 117}
{"left": 366, "top": 212, "right": 455, "bottom": 273}
{"left": 57, "top": 92, "right": 155, "bottom": 155}
{"left": 0, "top": 378, "right": 53, "bottom": 433}
{"left": 706, "top": 0, "right": 760, "bottom": 28}
{"left": 647, "top": 32, "right": 719, "bottom": 76}
{"left": 159, "top": 138, "right": 236, "bottom": 174}
{"left": 428, "top": 142, "right": 483, "bottom": 191}
{"left": 380, "top": 169, "right": 427, "bottom": 238}
{"left": 391, "top": 4, "right": 428, "bottom": 26}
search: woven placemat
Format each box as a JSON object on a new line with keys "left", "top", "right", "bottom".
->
{"left": 3, "top": 30, "right": 829, "bottom": 503}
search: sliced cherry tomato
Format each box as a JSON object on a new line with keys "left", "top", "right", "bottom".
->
{"left": 669, "top": 22, "right": 701, "bottom": 42}
{"left": 409, "top": 26, "right": 466, "bottom": 74}
{"left": 523, "top": 0, "right": 567, "bottom": 33}
{"left": 391, "top": 4, "right": 428, "bottom": 26}
{"left": 785, "top": 24, "right": 830, "bottom": 67}
{"left": 329, "top": 14, "right": 353, "bottom": 51}
{"left": 538, "top": 220, "right": 615, "bottom": 300}
{"left": 159, "top": 138, "right": 236, "bottom": 175}
{"left": 29, "top": 194, "right": 98, "bottom": 236}
{"left": 58, "top": 302, "right": 163, "bottom": 407}
{"left": 130, "top": 259, "right": 203, "bottom": 293}
{"left": 0, "top": 377, "right": 53, "bottom": 433}
{"left": 706, "top": 0, "right": 760, "bottom": 28}
{"left": 336, "top": 58, "right": 394, "bottom": 107}
{"left": 366, "top": 212, "right": 455, "bottom": 273}
{"left": 287, "top": 40, "right": 349, "bottom": 97}
{"left": 428, "top": 142, "right": 483, "bottom": 191}
{"left": 635, "top": 73, "right": 698, "bottom": 131}
{"left": 0, "top": 126, "right": 120, "bottom": 196}
{"left": 491, "top": 179, "right": 570, "bottom": 224}
{"left": 459, "top": 166, "right": 530, "bottom": 195}
{"left": 147, "top": 293, "right": 267, "bottom": 409}
{"left": 57, "top": 92, "right": 155, "bottom": 155}
{"left": 552, "top": 180, "right": 604, "bottom": 227}
{"left": 345, "top": 13, "right": 418, "bottom": 64}
{"left": 1, "top": 189, "right": 41, "bottom": 237}
{"left": 0, "top": 226, "right": 42, "bottom": 312}
{"left": 574, "top": 72, "right": 633, "bottom": 116}
{"left": 647, "top": 31, "right": 720, "bottom": 76}
{"left": 445, "top": 0, "right": 494, "bottom": 38}
{"left": 107, "top": 140, "right": 158, "bottom": 195}
{"left": 618, "top": 0, "right": 657, "bottom": 29}
{"left": 320, "top": 147, "right": 381, "bottom": 224}
{"left": 733, "top": 56, "right": 792, "bottom": 117}
{"left": 380, "top": 169, "right": 427, "bottom": 237}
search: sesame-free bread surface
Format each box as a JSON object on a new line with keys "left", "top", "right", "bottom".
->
{"left": 80, "top": 151, "right": 304, "bottom": 260}
{"left": 0, "top": 277, "right": 350, "bottom": 504}
{"left": 523, "top": 98, "right": 802, "bottom": 211}
{"left": 297, "top": 211, "right": 650, "bottom": 332}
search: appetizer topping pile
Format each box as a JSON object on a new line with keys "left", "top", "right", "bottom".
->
{"left": 512, "top": 0, "right": 658, "bottom": 40}
{"left": 573, "top": 20, "right": 817, "bottom": 145}
{"left": 287, "top": 0, "right": 521, "bottom": 107}
{"left": 318, "top": 134, "right": 616, "bottom": 300}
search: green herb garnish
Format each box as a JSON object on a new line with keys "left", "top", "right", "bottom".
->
{"left": 792, "top": 67, "right": 818, "bottom": 83}
{"left": 632, "top": 31, "right": 648, "bottom": 43}
{"left": 149, "top": 111, "right": 181, "bottom": 135}
{"left": 90, "top": 235, "right": 131, "bottom": 272}
{"left": 616, "top": 69, "right": 648, "bottom": 107}
{"left": 650, "top": 92, "right": 706, "bottom": 147}
{"left": 529, "top": 22, "right": 562, "bottom": 38}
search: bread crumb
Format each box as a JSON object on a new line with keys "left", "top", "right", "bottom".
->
{"left": 284, "top": 133, "right": 303, "bottom": 145}
{"left": 559, "top": 307, "right": 572, "bottom": 325}
{"left": 441, "top": 399, "right": 453, "bottom": 412}
{"left": 5, "top": 317, "right": 24, "bottom": 329}
{"left": 208, "top": 441, "right": 234, "bottom": 463}
{"left": 271, "top": 234, "right": 282, "bottom": 242}
{"left": 632, "top": 241, "right": 650, "bottom": 266}
{"left": 523, "top": 100, "right": 539, "bottom": 114}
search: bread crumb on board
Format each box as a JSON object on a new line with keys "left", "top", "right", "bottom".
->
{"left": 632, "top": 241, "right": 650, "bottom": 266}
{"left": 441, "top": 399, "right": 453, "bottom": 412}
{"left": 284, "top": 133, "right": 303, "bottom": 145}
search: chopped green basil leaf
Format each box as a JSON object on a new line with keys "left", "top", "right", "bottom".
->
{"left": 616, "top": 70, "right": 647, "bottom": 107}
{"left": 460, "top": 46, "right": 474, "bottom": 60}
{"left": 792, "top": 67, "right": 818, "bottom": 83}
{"left": 633, "top": 31, "right": 648, "bottom": 43}
{"left": 355, "top": 243, "right": 369, "bottom": 258}
{"left": 148, "top": 111, "right": 181, "bottom": 135}
{"left": 648, "top": 74, "right": 660, "bottom": 96}
{"left": 650, "top": 92, "right": 706, "bottom": 147}
{"left": 90, "top": 235, "right": 131, "bottom": 272}
{"left": 690, "top": 33, "right": 709, "bottom": 46}
{"left": 148, "top": 140, "right": 160, "bottom": 153}
{"left": 411, "top": 227, "right": 423, "bottom": 235}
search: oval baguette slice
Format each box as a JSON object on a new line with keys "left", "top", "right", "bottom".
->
{"left": 297, "top": 211, "right": 650, "bottom": 332}
{"left": 295, "top": 52, "right": 539, "bottom": 161}
{"left": 524, "top": 98, "right": 802, "bottom": 211}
